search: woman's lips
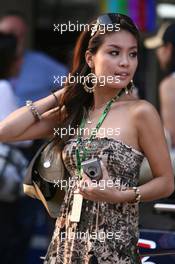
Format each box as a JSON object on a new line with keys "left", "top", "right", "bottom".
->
{"left": 115, "top": 72, "right": 130, "bottom": 80}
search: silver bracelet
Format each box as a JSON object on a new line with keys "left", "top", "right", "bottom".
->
{"left": 26, "top": 100, "right": 42, "bottom": 121}
{"left": 132, "top": 187, "right": 141, "bottom": 203}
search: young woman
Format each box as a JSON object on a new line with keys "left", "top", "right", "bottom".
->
{"left": 0, "top": 13, "right": 174, "bottom": 264}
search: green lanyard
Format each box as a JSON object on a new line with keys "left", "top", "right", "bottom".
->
{"left": 75, "top": 88, "right": 126, "bottom": 180}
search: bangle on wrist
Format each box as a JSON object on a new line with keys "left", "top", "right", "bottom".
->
{"left": 51, "top": 90, "right": 59, "bottom": 108}
{"left": 26, "top": 100, "right": 41, "bottom": 121}
{"left": 132, "top": 187, "right": 141, "bottom": 203}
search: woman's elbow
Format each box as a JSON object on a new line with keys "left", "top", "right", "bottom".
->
{"left": 0, "top": 123, "right": 11, "bottom": 142}
{"left": 0, "top": 124, "right": 4, "bottom": 141}
{"left": 164, "top": 180, "right": 174, "bottom": 197}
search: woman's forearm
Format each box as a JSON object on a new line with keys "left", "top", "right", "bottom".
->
{"left": 0, "top": 90, "right": 62, "bottom": 141}
{"left": 118, "top": 174, "right": 174, "bottom": 203}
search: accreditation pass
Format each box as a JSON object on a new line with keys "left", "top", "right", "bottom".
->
{"left": 70, "top": 192, "right": 83, "bottom": 222}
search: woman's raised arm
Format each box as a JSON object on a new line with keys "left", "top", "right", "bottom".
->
{"left": 0, "top": 88, "right": 64, "bottom": 142}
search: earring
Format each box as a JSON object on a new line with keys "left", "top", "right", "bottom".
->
{"left": 125, "top": 87, "right": 129, "bottom": 95}
{"left": 130, "top": 80, "right": 135, "bottom": 92}
{"left": 125, "top": 80, "right": 135, "bottom": 95}
{"left": 83, "top": 72, "right": 97, "bottom": 93}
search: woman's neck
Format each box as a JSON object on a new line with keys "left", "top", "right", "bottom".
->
{"left": 92, "top": 87, "right": 124, "bottom": 109}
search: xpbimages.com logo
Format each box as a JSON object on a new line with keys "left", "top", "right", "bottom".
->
{"left": 53, "top": 126, "right": 121, "bottom": 139}
{"left": 53, "top": 20, "right": 120, "bottom": 35}
{"left": 60, "top": 229, "right": 122, "bottom": 243}
{"left": 53, "top": 73, "right": 121, "bottom": 87}
{"left": 53, "top": 177, "right": 123, "bottom": 191}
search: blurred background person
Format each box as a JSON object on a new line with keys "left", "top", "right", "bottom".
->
{"left": 0, "top": 10, "right": 68, "bottom": 107}
{"left": 144, "top": 23, "right": 175, "bottom": 149}
{"left": 0, "top": 9, "right": 68, "bottom": 264}
{"left": 0, "top": 32, "right": 32, "bottom": 264}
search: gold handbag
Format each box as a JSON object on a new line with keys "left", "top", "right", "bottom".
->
{"left": 23, "top": 138, "right": 68, "bottom": 218}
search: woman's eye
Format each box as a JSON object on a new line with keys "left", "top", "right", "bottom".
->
{"left": 130, "top": 52, "right": 138, "bottom": 58}
{"left": 110, "top": 51, "right": 119, "bottom": 56}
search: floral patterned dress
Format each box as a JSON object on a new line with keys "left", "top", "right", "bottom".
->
{"left": 43, "top": 137, "right": 144, "bottom": 264}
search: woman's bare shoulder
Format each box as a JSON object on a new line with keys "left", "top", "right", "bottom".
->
{"left": 130, "top": 99, "right": 161, "bottom": 129}
{"left": 115, "top": 96, "right": 156, "bottom": 116}
{"left": 121, "top": 97, "right": 156, "bottom": 114}
{"left": 130, "top": 99, "right": 157, "bottom": 114}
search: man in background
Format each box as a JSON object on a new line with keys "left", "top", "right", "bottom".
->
{"left": 0, "top": 10, "right": 67, "bottom": 106}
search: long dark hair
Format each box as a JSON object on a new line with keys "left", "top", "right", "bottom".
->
{"left": 55, "top": 13, "right": 140, "bottom": 147}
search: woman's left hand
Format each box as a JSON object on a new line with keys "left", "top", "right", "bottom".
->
{"left": 77, "top": 161, "right": 122, "bottom": 203}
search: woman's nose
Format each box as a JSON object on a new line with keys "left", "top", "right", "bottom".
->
{"left": 119, "top": 56, "right": 129, "bottom": 67}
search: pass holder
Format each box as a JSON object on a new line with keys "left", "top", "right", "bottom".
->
{"left": 70, "top": 191, "right": 83, "bottom": 222}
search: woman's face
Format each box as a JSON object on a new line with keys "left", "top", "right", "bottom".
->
{"left": 89, "top": 30, "right": 138, "bottom": 89}
{"left": 156, "top": 43, "right": 172, "bottom": 70}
